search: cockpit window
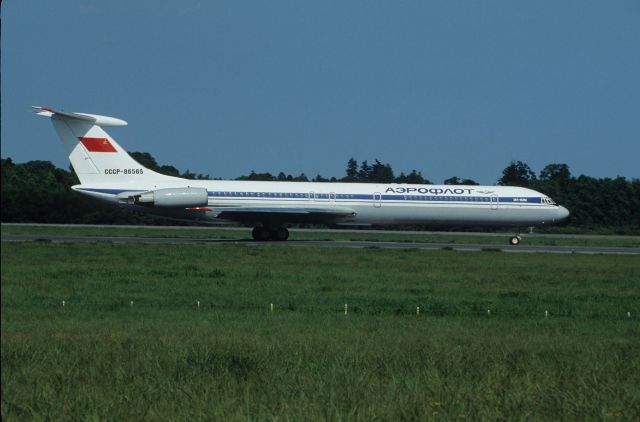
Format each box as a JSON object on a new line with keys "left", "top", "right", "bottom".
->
{"left": 542, "top": 197, "right": 556, "bottom": 205}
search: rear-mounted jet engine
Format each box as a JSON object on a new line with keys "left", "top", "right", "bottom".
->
{"left": 126, "top": 187, "right": 208, "bottom": 208}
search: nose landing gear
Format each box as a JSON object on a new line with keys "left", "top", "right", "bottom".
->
{"left": 251, "top": 226, "right": 289, "bottom": 241}
{"left": 509, "top": 235, "right": 522, "bottom": 245}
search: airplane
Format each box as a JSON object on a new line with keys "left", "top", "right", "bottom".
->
{"left": 33, "top": 106, "right": 570, "bottom": 245}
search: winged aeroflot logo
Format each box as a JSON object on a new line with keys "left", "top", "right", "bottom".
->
{"left": 79, "top": 137, "right": 117, "bottom": 152}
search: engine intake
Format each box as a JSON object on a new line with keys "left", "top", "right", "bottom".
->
{"left": 127, "top": 187, "right": 208, "bottom": 208}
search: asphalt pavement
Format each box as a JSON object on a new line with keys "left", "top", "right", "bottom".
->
{"left": 2, "top": 234, "right": 639, "bottom": 255}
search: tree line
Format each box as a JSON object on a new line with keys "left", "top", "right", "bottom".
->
{"left": 1, "top": 154, "right": 638, "bottom": 231}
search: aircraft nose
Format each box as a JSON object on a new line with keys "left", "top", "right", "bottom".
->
{"left": 557, "top": 206, "right": 570, "bottom": 221}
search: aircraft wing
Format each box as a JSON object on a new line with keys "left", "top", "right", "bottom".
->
{"left": 211, "top": 206, "right": 356, "bottom": 224}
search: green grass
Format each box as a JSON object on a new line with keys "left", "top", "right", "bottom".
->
{"left": 2, "top": 242, "right": 640, "bottom": 420}
{"left": 3, "top": 223, "right": 640, "bottom": 247}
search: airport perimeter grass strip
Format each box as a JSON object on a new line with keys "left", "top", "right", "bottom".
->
{"left": 2, "top": 242, "right": 640, "bottom": 420}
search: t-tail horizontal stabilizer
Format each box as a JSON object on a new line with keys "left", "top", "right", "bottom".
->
{"left": 32, "top": 106, "right": 128, "bottom": 127}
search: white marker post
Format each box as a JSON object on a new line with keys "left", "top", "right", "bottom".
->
{"left": 344, "top": 304, "right": 348, "bottom": 315}
{"left": 62, "top": 300, "right": 65, "bottom": 307}
{"left": 487, "top": 309, "right": 491, "bottom": 316}
{"left": 270, "top": 303, "right": 274, "bottom": 312}
{"left": 197, "top": 301, "right": 200, "bottom": 309}
{"left": 417, "top": 306, "right": 420, "bottom": 316}
{"left": 130, "top": 301, "right": 134, "bottom": 307}
{"left": 628, "top": 311, "right": 631, "bottom": 319}
{"left": 545, "top": 310, "right": 549, "bottom": 318}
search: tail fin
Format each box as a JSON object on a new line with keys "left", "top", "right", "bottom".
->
{"left": 33, "top": 106, "right": 183, "bottom": 185}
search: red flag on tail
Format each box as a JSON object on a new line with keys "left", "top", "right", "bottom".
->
{"left": 79, "top": 137, "right": 117, "bottom": 152}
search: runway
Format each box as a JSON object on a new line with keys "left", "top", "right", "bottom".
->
{"left": 5, "top": 223, "right": 640, "bottom": 240}
{"left": 3, "top": 234, "right": 639, "bottom": 255}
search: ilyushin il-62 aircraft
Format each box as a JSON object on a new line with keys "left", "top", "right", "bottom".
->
{"left": 34, "top": 106, "right": 569, "bottom": 244}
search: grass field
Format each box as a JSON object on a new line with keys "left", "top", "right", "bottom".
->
{"left": 3, "top": 223, "right": 640, "bottom": 248}
{"left": 2, "top": 241, "right": 640, "bottom": 420}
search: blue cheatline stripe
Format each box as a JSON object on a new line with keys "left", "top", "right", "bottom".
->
{"left": 79, "top": 188, "right": 544, "bottom": 205}
{"left": 206, "top": 192, "right": 374, "bottom": 200}
{"left": 207, "top": 191, "right": 543, "bottom": 204}
{"left": 499, "top": 197, "right": 542, "bottom": 203}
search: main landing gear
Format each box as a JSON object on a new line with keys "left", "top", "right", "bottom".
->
{"left": 509, "top": 234, "right": 522, "bottom": 246}
{"left": 251, "top": 226, "right": 289, "bottom": 241}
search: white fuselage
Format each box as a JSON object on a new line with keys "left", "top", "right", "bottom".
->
{"left": 75, "top": 180, "right": 570, "bottom": 227}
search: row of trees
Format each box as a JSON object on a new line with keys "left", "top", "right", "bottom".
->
{"left": 238, "top": 159, "right": 438, "bottom": 185}
{"left": 496, "top": 161, "right": 639, "bottom": 228}
{"left": 1, "top": 155, "right": 639, "bottom": 230}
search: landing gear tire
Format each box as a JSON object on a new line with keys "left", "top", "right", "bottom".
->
{"left": 252, "top": 227, "right": 270, "bottom": 241}
{"left": 271, "top": 227, "right": 289, "bottom": 241}
{"left": 509, "top": 236, "right": 521, "bottom": 246}
{"left": 251, "top": 226, "right": 289, "bottom": 241}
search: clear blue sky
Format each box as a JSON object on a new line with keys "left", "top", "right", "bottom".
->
{"left": 2, "top": 0, "right": 639, "bottom": 184}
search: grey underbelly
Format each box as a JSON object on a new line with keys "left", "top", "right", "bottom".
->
{"left": 347, "top": 204, "right": 557, "bottom": 226}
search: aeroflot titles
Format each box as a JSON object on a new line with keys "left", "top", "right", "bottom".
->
{"left": 385, "top": 187, "right": 476, "bottom": 195}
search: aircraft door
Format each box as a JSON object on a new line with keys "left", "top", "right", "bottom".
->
{"left": 373, "top": 192, "right": 382, "bottom": 208}
{"left": 490, "top": 195, "right": 499, "bottom": 210}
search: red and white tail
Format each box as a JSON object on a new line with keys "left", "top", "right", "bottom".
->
{"left": 33, "top": 106, "right": 182, "bottom": 185}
